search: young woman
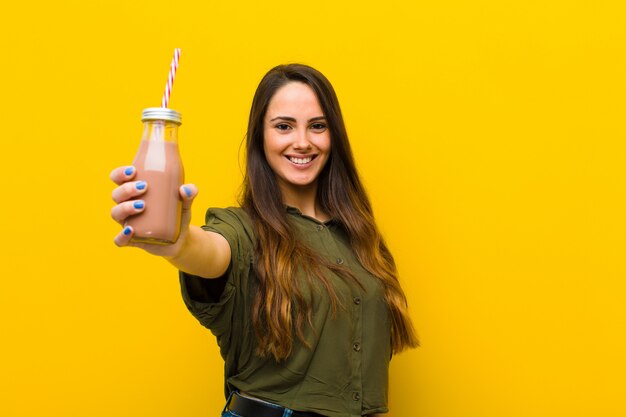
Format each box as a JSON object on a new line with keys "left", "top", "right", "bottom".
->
{"left": 110, "top": 64, "right": 418, "bottom": 417}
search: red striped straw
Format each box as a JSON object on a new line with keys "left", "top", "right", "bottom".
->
{"left": 161, "top": 48, "right": 181, "bottom": 108}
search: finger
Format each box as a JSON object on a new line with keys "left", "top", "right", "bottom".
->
{"left": 110, "top": 166, "right": 136, "bottom": 185}
{"left": 179, "top": 184, "right": 199, "bottom": 207}
{"left": 178, "top": 184, "right": 198, "bottom": 231}
{"left": 110, "top": 200, "right": 145, "bottom": 224}
{"left": 114, "top": 225, "right": 134, "bottom": 247}
{"left": 112, "top": 180, "right": 147, "bottom": 204}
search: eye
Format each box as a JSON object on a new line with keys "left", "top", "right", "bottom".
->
{"left": 275, "top": 123, "right": 292, "bottom": 131}
{"left": 311, "top": 123, "right": 327, "bottom": 131}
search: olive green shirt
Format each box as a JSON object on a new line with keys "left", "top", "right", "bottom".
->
{"left": 179, "top": 207, "right": 391, "bottom": 417}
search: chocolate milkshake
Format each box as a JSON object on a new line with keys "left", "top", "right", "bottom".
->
{"left": 126, "top": 108, "right": 184, "bottom": 244}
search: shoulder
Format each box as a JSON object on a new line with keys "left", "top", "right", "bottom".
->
{"left": 203, "top": 206, "right": 255, "bottom": 245}
{"left": 206, "top": 206, "right": 250, "bottom": 225}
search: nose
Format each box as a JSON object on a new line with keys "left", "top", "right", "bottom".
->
{"left": 293, "top": 128, "right": 312, "bottom": 151}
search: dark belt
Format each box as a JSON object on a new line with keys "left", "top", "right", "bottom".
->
{"left": 227, "top": 392, "right": 325, "bottom": 417}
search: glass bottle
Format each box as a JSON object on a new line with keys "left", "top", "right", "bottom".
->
{"left": 126, "top": 107, "right": 184, "bottom": 244}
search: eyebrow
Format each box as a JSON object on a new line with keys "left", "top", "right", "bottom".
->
{"left": 269, "top": 116, "right": 326, "bottom": 122}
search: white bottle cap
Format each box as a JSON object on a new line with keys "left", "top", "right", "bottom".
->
{"left": 141, "top": 107, "right": 182, "bottom": 124}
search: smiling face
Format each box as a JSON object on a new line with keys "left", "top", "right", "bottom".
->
{"left": 263, "top": 81, "right": 331, "bottom": 198}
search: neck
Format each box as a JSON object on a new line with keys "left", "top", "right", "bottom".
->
{"left": 279, "top": 181, "right": 328, "bottom": 222}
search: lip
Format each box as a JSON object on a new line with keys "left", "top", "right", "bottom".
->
{"left": 284, "top": 154, "right": 318, "bottom": 167}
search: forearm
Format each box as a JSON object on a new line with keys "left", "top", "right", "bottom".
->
{"left": 164, "top": 225, "right": 230, "bottom": 279}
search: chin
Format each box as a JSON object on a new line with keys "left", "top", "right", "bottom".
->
{"left": 282, "top": 176, "right": 317, "bottom": 188}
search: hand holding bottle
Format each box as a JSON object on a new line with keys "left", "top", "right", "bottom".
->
{"left": 109, "top": 165, "right": 198, "bottom": 258}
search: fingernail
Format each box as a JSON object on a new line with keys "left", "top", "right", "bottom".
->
{"left": 123, "top": 226, "right": 132, "bottom": 235}
{"left": 183, "top": 186, "right": 192, "bottom": 197}
{"left": 124, "top": 167, "right": 134, "bottom": 176}
{"left": 135, "top": 181, "right": 146, "bottom": 190}
{"left": 133, "top": 200, "right": 144, "bottom": 209}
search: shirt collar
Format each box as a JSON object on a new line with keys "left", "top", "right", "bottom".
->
{"left": 285, "top": 205, "right": 337, "bottom": 226}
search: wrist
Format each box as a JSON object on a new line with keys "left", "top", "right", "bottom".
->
{"left": 164, "top": 230, "right": 193, "bottom": 264}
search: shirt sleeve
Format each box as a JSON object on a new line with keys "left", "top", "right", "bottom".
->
{"left": 179, "top": 207, "right": 254, "bottom": 338}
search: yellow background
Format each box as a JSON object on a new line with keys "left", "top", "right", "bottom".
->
{"left": 1, "top": 1, "right": 625, "bottom": 416}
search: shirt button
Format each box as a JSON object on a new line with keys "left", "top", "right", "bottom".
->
{"left": 336, "top": 258, "right": 344, "bottom": 265}
{"left": 316, "top": 224, "right": 324, "bottom": 231}
{"left": 352, "top": 392, "right": 361, "bottom": 401}
{"left": 353, "top": 297, "right": 361, "bottom": 305}
{"left": 353, "top": 342, "right": 361, "bottom": 352}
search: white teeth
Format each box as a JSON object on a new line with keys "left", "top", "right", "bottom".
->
{"left": 289, "top": 156, "right": 312, "bottom": 165}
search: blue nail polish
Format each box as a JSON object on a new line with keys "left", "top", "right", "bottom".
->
{"left": 133, "top": 200, "right": 144, "bottom": 209}
{"left": 124, "top": 167, "right": 134, "bottom": 176}
{"left": 183, "top": 186, "right": 192, "bottom": 197}
{"left": 136, "top": 181, "right": 146, "bottom": 190}
{"left": 123, "top": 226, "right": 132, "bottom": 235}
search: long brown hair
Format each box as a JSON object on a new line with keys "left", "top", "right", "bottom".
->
{"left": 241, "top": 63, "right": 418, "bottom": 361}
